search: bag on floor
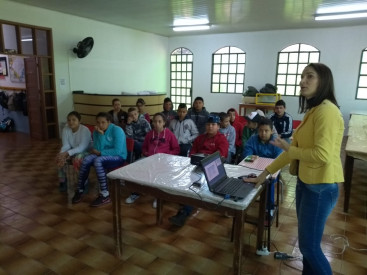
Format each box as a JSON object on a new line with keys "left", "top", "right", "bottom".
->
{"left": 0, "top": 117, "right": 15, "bottom": 132}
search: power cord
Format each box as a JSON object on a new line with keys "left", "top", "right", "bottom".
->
{"left": 329, "top": 234, "right": 367, "bottom": 254}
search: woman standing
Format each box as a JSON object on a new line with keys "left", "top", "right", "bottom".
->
{"left": 248, "top": 63, "right": 344, "bottom": 275}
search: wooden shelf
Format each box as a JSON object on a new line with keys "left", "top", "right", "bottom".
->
{"left": 0, "top": 86, "right": 26, "bottom": 91}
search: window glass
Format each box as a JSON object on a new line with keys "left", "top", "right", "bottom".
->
{"left": 211, "top": 46, "right": 246, "bottom": 94}
{"left": 276, "top": 43, "right": 320, "bottom": 96}
{"left": 2, "top": 24, "right": 18, "bottom": 53}
{"left": 170, "top": 47, "right": 193, "bottom": 109}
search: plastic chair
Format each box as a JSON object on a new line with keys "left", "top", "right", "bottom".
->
{"left": 125, "top": 137, "right": 135, "bottom": 164}
{"left": 292, "top": 120, "right": 301, "bottom": 129}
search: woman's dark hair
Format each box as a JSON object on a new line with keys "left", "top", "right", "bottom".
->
{"left": 67, "top": 111, "right": 81, "bottom": 121}
{"left": 299, "top": 63, "right": 339, "bottom": 113}
{"left": 96, "top": 112, "right": 112, "bottom": 122}
{"left": 153, "top": 112, "right": 167, "bottom": 122}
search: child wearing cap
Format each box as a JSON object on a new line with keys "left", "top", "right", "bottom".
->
{"left": 219, "top": 112, "right": 236, "bottom": 163}
{"left": 187, "top": 97, "right": 210, "bottom": 134}
{"left": 169, "top": 114, "right": 229, "bottom": 227}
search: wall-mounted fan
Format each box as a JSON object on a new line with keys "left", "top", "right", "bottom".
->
{"left": 73, "top": 37, "right": 94, "bottom": 58}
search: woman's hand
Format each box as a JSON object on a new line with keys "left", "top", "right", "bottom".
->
{"left": 244, "top": 170, "right": 270, "bottom": 188}
{"left": 270, "top": 137, "right": 290, "bottom": 152}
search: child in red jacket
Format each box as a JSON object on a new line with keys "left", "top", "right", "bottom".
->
{"left": 169, "top": 115, "right": 229, "bottom": 227}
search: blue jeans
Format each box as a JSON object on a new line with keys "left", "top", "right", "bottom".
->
{"left": 296, "top": 179, "right": 338, "bottom": 275}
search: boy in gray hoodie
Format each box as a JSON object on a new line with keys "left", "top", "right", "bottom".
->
{"left": 169, "top": 103, "right": 199, "bottom": 156}
{"left": 219, "top": 112, "right": 236, "bottom": 163}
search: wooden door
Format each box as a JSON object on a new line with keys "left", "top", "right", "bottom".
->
{"left": 25, "top": 57, "right": 46, "bottom": 140}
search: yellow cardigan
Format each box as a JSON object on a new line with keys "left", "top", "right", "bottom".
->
{"left": 266, "top": 99, "right": 344, "bottom": 184}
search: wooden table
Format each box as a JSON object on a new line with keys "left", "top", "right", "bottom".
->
{"left": 107, "top": 153, "right": 266, "bottom": 275}
{"left": 238, "top": 103, "right": 275, "bottom": 116}
{"left": 343, "top": 114, "right": 367, "bottom": 212}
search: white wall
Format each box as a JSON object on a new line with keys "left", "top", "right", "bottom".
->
{"left": 1, "top": 0, "right": 367, "bottom": 132}
{"left": 168, "top": 26, "right": 367, "bottom": 125}
{"left": 0, "top": 0, "right": 169, "bottom": 128}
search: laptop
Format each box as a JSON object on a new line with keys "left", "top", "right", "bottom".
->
{"left": 200, "top": 151, "right": 255, "bottom": 199}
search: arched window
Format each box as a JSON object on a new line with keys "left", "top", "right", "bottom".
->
{"left": 211, "top": 46, "right": 245, "bottom": 94}
{"left": 356, "top": 47, "right": 367, "bottom": 99}
{"left": 276, "top": 43, "right": 320, "bottom": 96}
{"left": 170, "top": 47, "right": 193, "bottom": 110}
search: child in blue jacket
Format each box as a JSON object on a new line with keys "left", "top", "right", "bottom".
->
{"left": 243, "top": 118, "right": 282, "bottom": 211}
{"left": 72, "top": 112, "right": 127, "bottom": 207}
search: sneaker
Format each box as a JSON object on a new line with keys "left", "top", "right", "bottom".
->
{"left": 59, "top": 181, "right": 67, "bottom": 192}
{"left": 125, "top": 193, "right": 140, "bottom": 204}
{"left": 90, "top": 194, "right": 111, "bottom": 207}
{"left": 72, "top": 191, "right": 83, "bottom": 204}
{"left": 169, "top": 209, "right": 189, "bottom": 227}
{"left": 152, "top": 199, "right": 157, "bottom": 209}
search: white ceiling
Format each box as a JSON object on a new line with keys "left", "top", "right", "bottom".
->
{"left": 10, "top": 0, "right": 367, "bottom": 37}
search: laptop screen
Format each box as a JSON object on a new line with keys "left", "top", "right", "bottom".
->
{"left": 200, "top": 151, "right": 227, "bottom": 190}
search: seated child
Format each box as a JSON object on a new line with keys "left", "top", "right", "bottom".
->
{"left": 268, "top": 99, "right": 293, "bottom": 143}
{"left": 162, "top": 97, "right": 177, "bottom": 127}
{"left": 241, "top": 111, "right": 261, "bottom": 155}
{"left": 187, "top": 96, "right": 210, "bottom": 134}
{"left": 72, "top": 112, "right": 127, "bottom": 207}
{"left": 169, "top": 103, "right": 199, "bottom": 156}
{"left": 169, "top": 115, "right": 229, "bottom": 227}
{"left": 56, "top": 111, "right": 91, "bottom": 192}
{"left": 219, "top": 112, "right": 236, "bottom": 163}
{"left": 227, "top": 108, "right": 246, "bottom": 161}
{"left": 125, "top": 107, "right": 151, "bottom": 160}
{"left": 136, "top": 98, "right": 151, "bottom": 123}
{"left": 108, "top": 98, "right": 128, "bottom": 130}
{"left": 243, "top": 118, "right": 283, "bottom": 210}
{"left": 125, "top": 112, "right": 180, "bottom": 206}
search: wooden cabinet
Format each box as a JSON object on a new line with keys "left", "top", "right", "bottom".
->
{"left": 25, "top": 56, "right": 58, "bottom": 140}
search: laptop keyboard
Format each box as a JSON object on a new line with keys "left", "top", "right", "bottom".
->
{"left": 217, "top": 178, "right": 243, "bottom": 194}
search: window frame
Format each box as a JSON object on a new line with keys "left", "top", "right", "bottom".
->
{"left": 170, "top": 47, "right": 193, "bottom": 110}
{"left": 211, "top": 46, "right": 246, "bottom": 94}
{"left": 356, "top": 47, "right": 367, "bottom": 100}
{"left": 275, "top": 43, "right": 320, "bottom": 96}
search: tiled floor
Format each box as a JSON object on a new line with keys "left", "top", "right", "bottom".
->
{"left": 0, "top": 132, "right": 366, "bottom": 274}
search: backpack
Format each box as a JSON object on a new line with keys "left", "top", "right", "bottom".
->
{"left": 259, "top": 83, "right": 277, "bottom": 94}
{"left": 243, "top": 86, "right": 258, "bottom": 96}
{"left": 0, "top": 117, "right": 15, "bottom": 132}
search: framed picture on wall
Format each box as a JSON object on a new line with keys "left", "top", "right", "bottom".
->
{"left": 0, "top": 57, "right": 8, "bottom": 76}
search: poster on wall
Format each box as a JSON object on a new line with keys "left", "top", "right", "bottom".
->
{"left": 0, "top": 57, "right": 8, "bottom": 77}
{"left": 9, "top": 55, "right": 25, "bottom": 83}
